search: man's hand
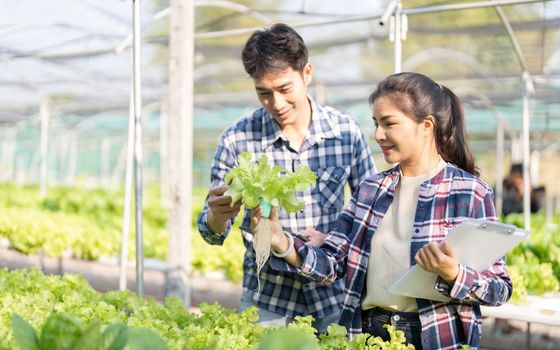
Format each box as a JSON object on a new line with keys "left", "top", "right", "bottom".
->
{"left": 415, "top": 241, "right": 459, "bottom": 284}
{"left": 206, "top": 184, "right": 242, "bottom": 233}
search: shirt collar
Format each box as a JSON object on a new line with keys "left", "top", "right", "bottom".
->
{"left": 385, "top": 159, "right": 449, "bottom": 191}
{"left": 260, "top": 109, "right": 285, "bottom": 151}
{"left": 307, "top": 97, "right": 342, "bottom": 142}
{"left": 260, "top": 96, "right": 342, "bottom": 151}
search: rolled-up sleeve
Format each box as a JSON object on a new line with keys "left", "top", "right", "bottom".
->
{"left": 436, "top": 187, "right": 512, "bottom": 305}
{"left": 269, "top": 198, "right": 358, "bottom": 284}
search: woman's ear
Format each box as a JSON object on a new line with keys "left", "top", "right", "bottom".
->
{"left": 423, "top": 115, "right": 436, "bottom": 134}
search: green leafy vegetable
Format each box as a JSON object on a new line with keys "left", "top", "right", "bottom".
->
{"left": 224, "top": 152, "right": 317, "bottom": 212}
{"left": 127, "top": 328, "right": 168, "bottom": 350}
{"left": 11, "top": 312, "right": 168, "bottom": 350}
{"left": 40, "top": 313, "right": 83, "bottom": 350}
{"left": 98, "top": 323, "right": 128, "bottom": 350}
{"left": 258, "top": 328, "right": 319, "bottom": 350}
{"left": 4, "top": 269, "right": 422, "bottom": 349}
{"left": 0, "top": 184, "right": 245, "bottom": 283}
{"left": 11, "top": 314, "right": 39, "bottom": 350}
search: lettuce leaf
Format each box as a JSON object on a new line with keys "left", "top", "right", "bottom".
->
{"left": 224, "top": 152, "right": 316, "bottom": 213}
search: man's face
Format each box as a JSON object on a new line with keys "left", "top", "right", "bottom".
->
{"left": 252, "top": 64, "right": 312, "bottom": 128}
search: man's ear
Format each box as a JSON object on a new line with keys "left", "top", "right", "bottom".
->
{"left": 303, "top": 63, "right": 313, "bottom": 85}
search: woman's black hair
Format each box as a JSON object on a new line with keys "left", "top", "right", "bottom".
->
{"left": 369, "top": 72, "right": 478, "bottom": 176}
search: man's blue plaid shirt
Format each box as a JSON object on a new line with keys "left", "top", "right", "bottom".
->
{"left": 197, "top": 98, "right": 376, "bottom": 320}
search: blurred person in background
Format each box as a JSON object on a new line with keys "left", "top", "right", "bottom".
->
{"left": 197, "top": 23, "right": 376, "bottom": 333}
{"left": 258, "top": 72, "right": 512, "bottom": 349}
{"left": 501, "top": 163, "right": 545, "bottom": 216}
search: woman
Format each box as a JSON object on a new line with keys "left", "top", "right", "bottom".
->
{"left": 255, "top": 72, "right": 512, "bottom": 349}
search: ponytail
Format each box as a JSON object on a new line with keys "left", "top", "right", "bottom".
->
{"left": 437, "top": 86, "right": 478, "bottom": 176}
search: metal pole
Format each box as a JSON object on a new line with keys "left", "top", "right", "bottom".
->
{"left": 159, "top": 97, "right": 168, "bottom": 208}
{"left": 191, "top": 0, "right": 544, "bottom": 39}
{"left": 115, "top": 0, "right": 270, "bottom": 53}
{"left": 15, "top": 156, "right": 26, "bottom": 184}
{"left": 522, "top": 72, "right": 532, "bottom": 230}
{"left": 494, "top": 7, "right": 529, "bottom": 72}
{"left": 100, "top": 138, "right": 111, "bottom": 188}
{"left": 2, "top": 128, "right": 16, "bottom": 182}
{"left": 379, "top": 0, "right": 398, "bottom": 26}
{"left": 39, "top": 97, "right": 50, "bottom": 198}
{"left": 4, "top": 119, "right": 38, "bottom": 183}
{"left": 494, "top": 3, "right": 531, "bottom": 225}
{"left": 66, "top": 135, "right": 77, "bottom": 185}
{"left": 546, "top": 188, "right": 553, "bottom": 226}
{"left": 530, "top": 151, "right": 540, "bottom": 188}
{"left": 494, "top": 2, "right": 534, "bottom": 227}
{"left": 404, "top": 0, "right": 546, "bottom": 15}
{"left": 119, "top": 88, "right": 135, "bottom": 291}
{"left": 53, "top": 131, "right": 62, "bottom": 186}
{"left": 0, "top": 129, "right": 5, "bottom": 182}
{"left": 166, "top": 0, "right": 193, "bottom": 305}
{"left": 132, "top": 0, "right": 144, "bottom": 298}
{"left": 557, "top": 178, "right": 560, "bottom": 214}
{"left": 496, "top": 119, "right": 505, "bottom": 215}
{"left": 393, "top": 2, "right": 403, "bottom": 74}
{"left": 111, "top": 141, "right": 128, "bottom": 188}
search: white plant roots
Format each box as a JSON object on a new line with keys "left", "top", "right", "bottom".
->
{"left": 253, "top": 218, "right": 273, "bottom": 292}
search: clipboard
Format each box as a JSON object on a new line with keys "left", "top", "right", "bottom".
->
{"left": 389, "top": 219, "right": 529, "bottom": 302}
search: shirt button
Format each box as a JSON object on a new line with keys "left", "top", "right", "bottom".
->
{"left": 415, "top": 229, "right": 420, "bottom": 233}
{"left": 392, "top": 314, "right": 401, "bottom": 322}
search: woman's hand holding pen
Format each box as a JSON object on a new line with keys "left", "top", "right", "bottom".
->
{"left": 415, "top": 241, "right": 460, "bottom": 284}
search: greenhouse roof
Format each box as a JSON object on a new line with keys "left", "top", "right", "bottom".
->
{"left": 1, "top": 0, "right": 560, "bottom": 135}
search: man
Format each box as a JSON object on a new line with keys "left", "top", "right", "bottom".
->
{"left": 197, "top": 23, "right": 376, "bottom": 332}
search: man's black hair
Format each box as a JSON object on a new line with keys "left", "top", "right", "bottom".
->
{"left": 241, "top": 23, "right": 308, "bottom": 79}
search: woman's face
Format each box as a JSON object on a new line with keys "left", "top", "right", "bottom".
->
{"left": 372, "top": 96, "right": 428, "bottom": 167}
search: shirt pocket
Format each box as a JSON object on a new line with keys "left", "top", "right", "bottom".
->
{"left": 316, "top": 166, "right": 350, "bottom": 208}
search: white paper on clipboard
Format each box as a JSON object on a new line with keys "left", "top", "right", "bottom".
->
{"left": 389, "top": 219, "right": 530, "bottom": 302}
